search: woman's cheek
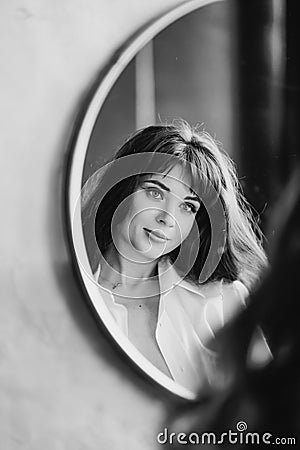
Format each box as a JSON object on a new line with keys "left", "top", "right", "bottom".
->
{"left": 177, "top": 216, "right": 192, "bottom": 240}
{"left": 170, "top": 228, "right": 184, "bottom": 250}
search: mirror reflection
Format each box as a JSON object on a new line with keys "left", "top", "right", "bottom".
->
{"left": 81, "top": 121, "right": 269, "bottom": 394}
{"left": 68, "top": 0, "right": 284, "bottom": 398}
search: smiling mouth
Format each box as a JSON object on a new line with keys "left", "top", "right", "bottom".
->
{"left": 144, "top": 228, "right": 170, "bottom": 241}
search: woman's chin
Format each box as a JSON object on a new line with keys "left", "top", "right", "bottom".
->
{"left": 128, "top": 244, "right": 166, "bottom": 262}
{"left": 137, "top": 247, "right": 166, "bottom": 262}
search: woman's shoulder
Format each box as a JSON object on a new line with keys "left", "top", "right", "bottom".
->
{"left": 175, "top": 278, "right": 250, "bottom": 341}
{"left": 222, "top": 279, "right": 249, "bottom": 305}
{"left": 159, "top": 259, "right": 249, "bottom": 309}
{"left": 178, "top": 276, "right": 248, "bottom": 298}
{"left": 220, "top": 279, "right": 249, "bottom": 322}
{"left": 176, "top": 277, "right": 249, "bottom": 314}
{"left": 174, "top": 278, "right": 223, "bottom": 316}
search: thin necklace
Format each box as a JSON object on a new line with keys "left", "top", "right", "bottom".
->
{"left": 99, "top": 275, "right": 157, "bottom": 290}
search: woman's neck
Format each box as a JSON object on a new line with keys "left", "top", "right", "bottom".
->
{"left": 100, "top": 244, "right": 158, "bottom": 288}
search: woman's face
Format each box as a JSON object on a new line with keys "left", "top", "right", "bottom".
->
{"left": 113, "top": 164, "right": 201, "bottom": 262}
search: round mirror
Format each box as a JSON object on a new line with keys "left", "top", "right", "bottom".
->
{"left": 65, "top": 0, "right": 284, "bottom": 400}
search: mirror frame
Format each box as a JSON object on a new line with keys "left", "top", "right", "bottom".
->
{"left": 64, "top": 0, "right": 224, "bottom": 401}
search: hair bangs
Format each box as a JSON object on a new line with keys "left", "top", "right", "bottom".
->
{"left": 175, "top": 145, "right": 224, "bottom": 207}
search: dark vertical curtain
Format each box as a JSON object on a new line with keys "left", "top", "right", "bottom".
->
{"left": 280, "top": 0, "right": 300, "bottom": 184}
{"left": 236, "top": 0, "right": 287, "bottom": 238}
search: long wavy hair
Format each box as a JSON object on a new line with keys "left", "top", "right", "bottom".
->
{"left": 84, "top": 121, "right": 267, "bottom": 290}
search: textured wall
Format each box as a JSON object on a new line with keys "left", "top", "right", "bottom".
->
{"left": 0, "top": 1, "right": 189, "bottom": 449}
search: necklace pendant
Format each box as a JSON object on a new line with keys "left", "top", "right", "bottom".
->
{"left": 112, "top": 282, "right": 121, "bottom": 290}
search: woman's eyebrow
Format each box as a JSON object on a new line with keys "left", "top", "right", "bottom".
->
{"left": 142, "top": 179, "right": 170, "bottom": 192}
{"left": 142, "top": 179, "right": 200, "bottom": 203}
{"left": 185, "top": 194, "right": 201, "bottom": 203}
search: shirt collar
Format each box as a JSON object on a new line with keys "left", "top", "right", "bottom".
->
{"left": 94, "top": 256, "right": 205, "bottom": 298}
{"left": 157, "top": 257, "right": 205, "bottom": 297}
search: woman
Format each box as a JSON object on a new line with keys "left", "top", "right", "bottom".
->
{"left": 85, "top": 121, "right": 270, "bottom": 393}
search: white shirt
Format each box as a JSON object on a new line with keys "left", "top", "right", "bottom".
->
{"left": 93, "top": 257, "right": 271, "bottom": 393}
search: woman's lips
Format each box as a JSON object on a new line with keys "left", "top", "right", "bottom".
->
{"left": 144, "top": 228, "right": 169, "bottom": 242}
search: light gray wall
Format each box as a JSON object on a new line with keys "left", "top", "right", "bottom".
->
{"left": 0, "top": 1, "right": 187, "bottom": 449}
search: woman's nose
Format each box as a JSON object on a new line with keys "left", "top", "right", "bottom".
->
{"left": 155, "top": 210, "right": 175, "bottom": 228}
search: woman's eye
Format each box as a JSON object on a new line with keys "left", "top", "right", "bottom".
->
{"left": 145, "top": 188, "right": 163, "bottom": 200}
{"left": 182, "top": 203, "right": 197, "bottom": 214}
